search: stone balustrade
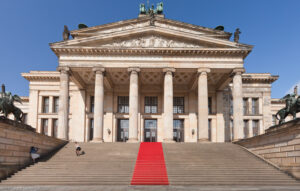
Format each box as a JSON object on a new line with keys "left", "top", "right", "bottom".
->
{"left": 235, "top": 118, "right": 300, "bottom": 179}
{"left": 0, "top": 117, "right": 67, "bottom": 180}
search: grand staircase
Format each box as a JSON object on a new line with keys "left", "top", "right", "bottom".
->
{"left": 1, "top": 142, "right": 299, "bottom": 186}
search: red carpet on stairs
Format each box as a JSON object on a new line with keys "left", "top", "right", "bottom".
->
{"left": 131, "top": 142, "right": 169, "bottom": 185}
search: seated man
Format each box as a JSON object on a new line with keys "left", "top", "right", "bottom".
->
{"left": 30, "top": 146, "right": 40, "bottom": 163}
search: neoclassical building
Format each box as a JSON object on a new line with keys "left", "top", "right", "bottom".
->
{"left": 19, "top": 13, "right": 283, "bottom": 143}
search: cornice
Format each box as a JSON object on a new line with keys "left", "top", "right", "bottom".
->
{"left": 242, "top": 74, "right": 278, "bottom": 84}
{"left": 51, "top": 47, "right": 251, "bottom": 58}
{"left": 22, "top": 72, "right": 60, "bottom": 81}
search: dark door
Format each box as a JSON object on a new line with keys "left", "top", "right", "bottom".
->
{"left": 144, "top": 119, "right": 157, "bottom": 142}
{"left": 173, "top": 119, "right": 184, "bottom": 142}
{"left": 117, "top": 119, "right": 129, "bottom": 142}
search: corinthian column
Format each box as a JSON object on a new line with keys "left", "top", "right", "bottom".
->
{"left": 93, "top": 67, "right": 105, "bottom": 142}
{"left": 232, "top": 68, "right": 245, "bottom": 141}
{"left": 163, "top": 68, "right": 175, "bottom": 143}
{"left": 57, "top": 67, "right": 70, "bottom": 140}
{"left": 197, "top": 68, "right": 211, "bottom": 142}
{"left": 128, "top": 67, "right": 140, "bottom": 142}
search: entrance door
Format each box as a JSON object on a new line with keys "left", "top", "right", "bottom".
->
{"left": 173, "top": 119, "right": 184, "bottom": 142}
{"left": 144, "top": 119, "right": 157, "bottom": 142}
{"left": 117, "top": 119, "right": 129, "bottom": 142}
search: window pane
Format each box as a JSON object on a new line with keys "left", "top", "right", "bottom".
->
{"left": 90, "top": 96, "right": 94, "bottom": 113}
{"left": 118, "top": 96, "right": 129, "bottom": 113}
{"left": 208, "top": 97, "right": 212, "bottom": 114}
{"left": 173, "top": 97, "right": 184, "bottom": 114}
{"left": 243, "top": 98, "right": 248, "bottom": 115}
{"left": 90, "top": 118, "right": 94, "bottom": 140}
{"left": 42, "top": 119, "right": 48, "bottom": 136}
{"left": 53, "top": 97, "right": 59, "bottom": 113}
{"left": 145, "top": 97, "right": 158, "bottom": 113}
{"left": 53, "top": 119, "right": 58, "bottom": 138}
{"left": 43, "top": 97, "right": 49, "bottom": 113}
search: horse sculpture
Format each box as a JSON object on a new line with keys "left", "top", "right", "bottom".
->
{"left": 276, "top": 93, "right": 300, "bottom": 124}
{"left": 0, "top": 85, "right": 24, "bottom": 122}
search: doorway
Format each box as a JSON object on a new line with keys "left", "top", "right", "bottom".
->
{"left": 144, "top": 119, "right": 157, "bottom": 142}
{"left": 173, "top": 119, "right": 184, "bottom": 142}
{"left": 117, "top": 119, "right": 129, "bottom": 142}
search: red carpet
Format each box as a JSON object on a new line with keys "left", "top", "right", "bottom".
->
{"left": 131, "top": 142, "right": 169, "bottom": 185}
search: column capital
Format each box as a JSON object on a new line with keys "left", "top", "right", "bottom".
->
{"left": 232, "top": 68, "right": 245, "bottom": 76}
{"left": 197, "top": 67, "right": 211, "bottom": 75}
{"left": 93, "top": 67, "right": 105, "bottom": 75}
{"left": 57, "top": 66, "right": 70, "bottom": 74}
{"left": 128, "top": 67, "right": 140, "bottom": 74}
{"left": 163, "top": 67, "right": 176, "bottom": 75}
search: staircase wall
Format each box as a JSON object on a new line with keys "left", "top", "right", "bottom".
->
{"left": 236, "top": 118, "right": 300, "bottom": 179}
{"left": 0, "top": 117, "right": 67, "bottom": 180}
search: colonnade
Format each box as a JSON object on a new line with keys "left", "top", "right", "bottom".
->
{"left": 57, "top": 67, "right": 244, "bottom": 142}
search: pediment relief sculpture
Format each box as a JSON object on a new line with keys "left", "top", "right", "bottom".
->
{"left": 102, "top": 35, "right": 204, "bottom": 48}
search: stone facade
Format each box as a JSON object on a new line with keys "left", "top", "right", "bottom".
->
{"left": 18, "top": 15, "right": 282, "bottom": 143}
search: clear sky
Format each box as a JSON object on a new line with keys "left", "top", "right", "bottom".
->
{"left": 0, "top": 0, "right": 299, "bottom": 98}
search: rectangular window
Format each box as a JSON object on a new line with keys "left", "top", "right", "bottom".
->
{"left": 173, "top": 97, "right": 184, "bottom": 114}
{"left": 230, "top": 97, "right": 233, "bottom": 115}
{"left": 253, "top": 120, "right": 259, "bottom": 136}
{"left": 208, "top": 119, "right": 212, "bottom": 141}
{"left": 272, "top": 115, "right": 277, "bottom": 126}
{"left": 53, "top": 97, "right": 59, "bottom": 113}
{"left": 118, "top": 96, "right": 129, "bottom": 113}
{"left": 23, "top": 113, "right": 28, "bottom": 124}
{"left": 252, "top": 98, "right": 259, "bottom": 115}
{"left": 243, "top": 98, "right": 248, "bottom": 115}
{"left": 145, "top": 96, "right": 158, "bottom": 114}
{"left": 90, "top": 96, "right": 94, "bottom": 113}
{"left": 42, "top": 119, "right": 48, "bottom": 136}
{"left": 243, "top": 120, "right": 249, "bottom": 138}
{"left": 230, "top": 119, "right": 234, "bottom": 140}
{"left": 208, "top": 97, "right": 212, "bottom": 114}
{"left": 90, "top": 118, "right": 94, "bottom": 141}
{"left": 42, "top": 97, "right": 49, "bottom": 113}
{"left": 53, "top": 119, "right": 58, "bottom": 138}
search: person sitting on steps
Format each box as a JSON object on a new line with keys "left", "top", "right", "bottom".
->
{"left": 30, "top": 146, "right": 40, "bottom": 163}
{"left": 75, "top": 142, "right": 84, "bottom": 156}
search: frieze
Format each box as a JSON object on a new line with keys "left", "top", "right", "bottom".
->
{"left": 102, "top": 35, "right": 203, "bottom": 48}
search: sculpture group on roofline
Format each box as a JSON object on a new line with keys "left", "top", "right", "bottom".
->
{"left": 140, "top": 2, "right": 163, "bottom": 15}
{"left": 276, "top": 86, "right": 300, "bottom": 124}
{"left": 0, "top": 84, "right": 24, "bottom": 122}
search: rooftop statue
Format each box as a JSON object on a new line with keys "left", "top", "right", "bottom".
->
{"left": 234, "top": 28, "right": 241, "bottom": 43}
{"left": 140, "top": 3, "right": 146, "bottom": 14}
{"left": 0, "top": 84, "right": 24, "bottom": 122}
{"left": 63, "top": 25, "right": 70, "bottom": 41}
{"left": 139, "top": 2, "right": 163, "bottom": 15}
{"left": 78, "top": 23, "right": 88, "bottom": 29}
{"left": 276, "top": 86, "right": 300, "bottom": 124}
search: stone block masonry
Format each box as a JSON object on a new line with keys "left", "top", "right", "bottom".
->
{"left": 236, "top": 118, "right": 300, "bottom": 179}
{"left": 0, "top": 117, "right": 67, "bottom": 180}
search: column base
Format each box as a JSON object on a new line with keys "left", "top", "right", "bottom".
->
{"left": 197, "top": 139, "right": 210, "bottom": 143}
{"left": 91, "top": 138, "right": 104, "bottom": 143}
{"left": 163, "top": 139, "right": 175, "bottom": 143}
{"left": 127, "top": 138, "right": 139, "bottom": 143}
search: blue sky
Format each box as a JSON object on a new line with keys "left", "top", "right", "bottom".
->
{"left": 0, "top": 0, "right": 299, "bottom": 98}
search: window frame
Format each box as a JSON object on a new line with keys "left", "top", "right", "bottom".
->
{"left": 144, "top": 96, "right": 158, "bottom": 114}
{"left": 173, "top": 97, "right": 184, "bottom": 114}
{"left": 118, "top": 96, "right": 129, "bottom": 113}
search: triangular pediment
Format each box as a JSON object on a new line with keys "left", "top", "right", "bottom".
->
{"left": 50, "top": 16, "right": 253, "bottom": 57}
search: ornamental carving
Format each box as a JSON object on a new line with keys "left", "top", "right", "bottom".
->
{"left": 102, "top": 35, "right": 203, "bottom": 48}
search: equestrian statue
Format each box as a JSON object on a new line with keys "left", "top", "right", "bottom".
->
{"left": 276, "top": 86, "right": 300, "bottom": 124}
{"left": 0, "top": 84, "right": 24, "bottom": 122}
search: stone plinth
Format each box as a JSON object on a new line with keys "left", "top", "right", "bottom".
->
{"left": 235, "top": 118, "right": 300, "bottom": 179}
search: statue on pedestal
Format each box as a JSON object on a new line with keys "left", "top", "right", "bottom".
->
{"left": 234, "top": 28, "right": 241, "bottom": 43}
{"left": 276, "top": 86, "right": 300, "bottom": 124}
{"left": 0, "top": 84, "right": 24, "bottom": 122}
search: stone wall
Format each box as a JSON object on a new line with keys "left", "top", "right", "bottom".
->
{"left": 236, "top": 118, "right": 300, "bottom": 179}
{"left": 0, "top": 117, "right": 67, "bottom": 180}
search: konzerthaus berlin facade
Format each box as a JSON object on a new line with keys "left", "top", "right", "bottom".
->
{"left": 20, "top": 14, "right": 281, "bottom": 143}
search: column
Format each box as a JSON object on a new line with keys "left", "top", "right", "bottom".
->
{"left": 216, "top": 91, "right": 225, "bottom": 142}
{"left": 128, "top": 67, "right": 140, "bottom": 142}
{"left": 57, "top": 67, "right": 70, "bottom": 140}
{"left": 163, "top": 68, "right": 175, "bottom": 142}
{"left": 93, "top": 67, "right": 105, "bottom": 142}
{"left": 232, "top": 68, "right": 245, "bottom": 141}
{"left": 197, "top": 68, "right": 210, "bottom": 142}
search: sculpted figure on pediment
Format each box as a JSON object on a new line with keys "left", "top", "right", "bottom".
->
{"left": 102, "top": 36, "right": 202, "bottom": 48}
